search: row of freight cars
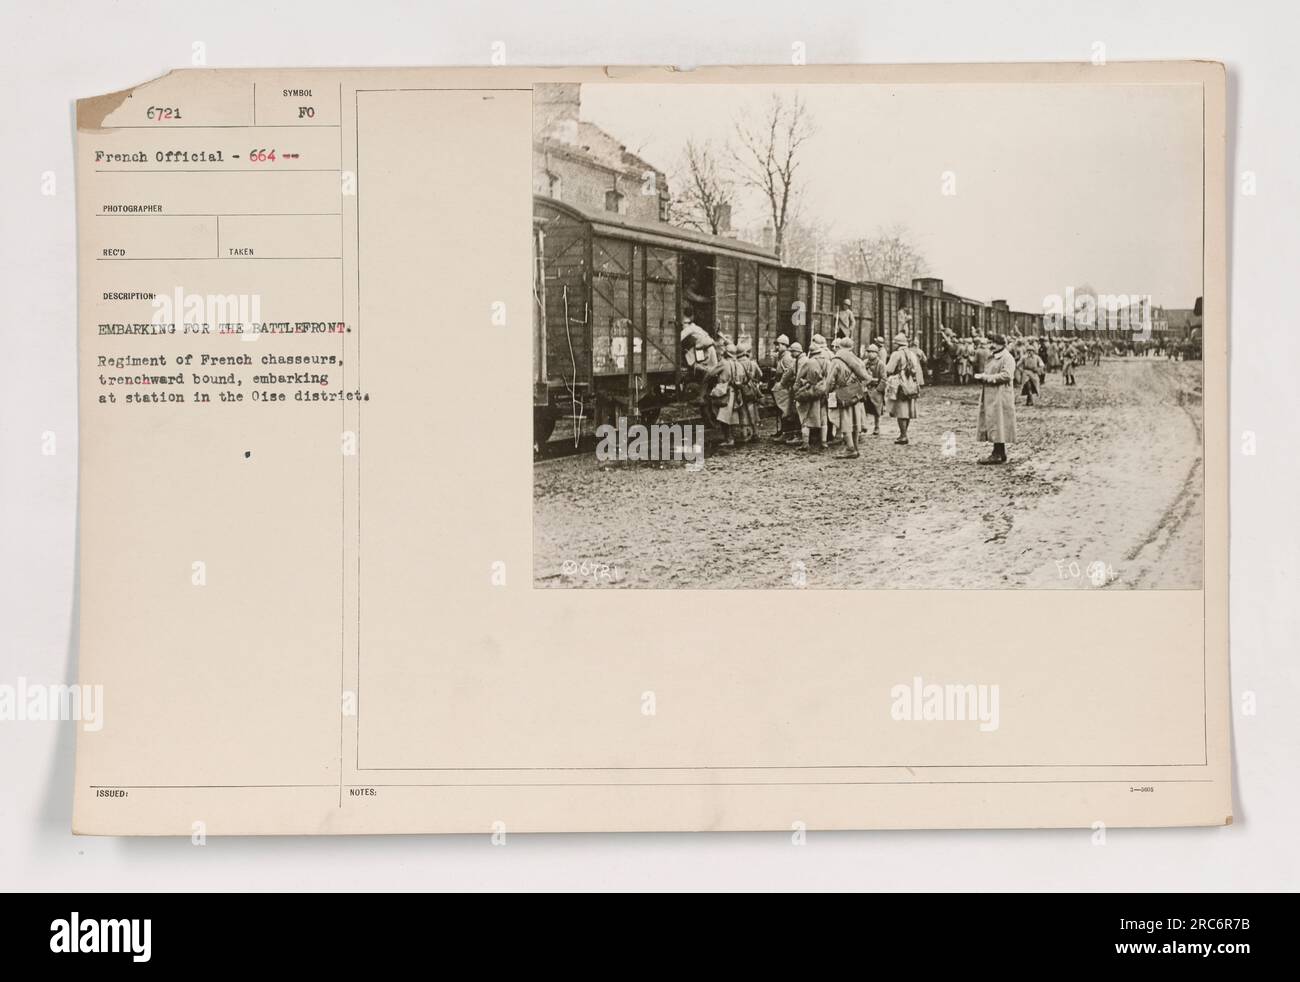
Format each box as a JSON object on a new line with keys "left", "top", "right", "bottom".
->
{"left": 533, "top": 193, "right": 1044, "bottom": 443}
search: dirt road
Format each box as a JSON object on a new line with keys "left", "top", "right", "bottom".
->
{"left": 534, "top": 359, "right": 1204, "bottom": 589}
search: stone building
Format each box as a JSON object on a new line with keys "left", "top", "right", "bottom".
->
{"left": 1163, "top": 308, "right": 1198, "bottom": 341}
{"left": 533, "top": 83, "right": 670, "bottom": 223}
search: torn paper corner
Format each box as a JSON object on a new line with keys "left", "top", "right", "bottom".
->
{"left": 76, "top": 68, "right": 179, "bottom": 132}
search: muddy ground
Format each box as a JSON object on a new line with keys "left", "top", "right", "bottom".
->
{"left": 534, "top": 358, "right": 1204, "bottom": 589}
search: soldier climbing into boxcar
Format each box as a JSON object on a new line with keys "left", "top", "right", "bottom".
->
{"left": 680, "top": 304, "right": 717, "bottom": 424}
{"left": 680, "top": 304, "right": 716, "bottom": 375}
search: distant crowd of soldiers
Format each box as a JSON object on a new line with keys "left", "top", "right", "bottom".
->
{"left": 680, "top": 298, "right": 1123, "bottom": 465}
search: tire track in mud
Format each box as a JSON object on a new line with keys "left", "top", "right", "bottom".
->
{"left": 1123, "top": 382, "right": 1205, "bottom": 588}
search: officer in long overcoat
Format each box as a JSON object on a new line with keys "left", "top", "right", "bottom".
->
{"left": 976, "top": 333, "right": 1017, "bottom": 464}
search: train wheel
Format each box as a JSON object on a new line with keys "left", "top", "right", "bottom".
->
{"left": 599, "top": 398, "right": 622, "bottom": 431}
{"left": 533, "top": 408, "right": 557, "bottom": 446}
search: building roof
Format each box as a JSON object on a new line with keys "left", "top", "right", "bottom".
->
{"left": 535, "top": 194, "right": 779, "bottom": 264}
{"left": 536, "top": 119, "right": 664, "bottom": 185}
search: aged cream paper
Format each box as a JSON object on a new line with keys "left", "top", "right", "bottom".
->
{"left": 73, "top": 64, "right": 1229, "bottom": 834}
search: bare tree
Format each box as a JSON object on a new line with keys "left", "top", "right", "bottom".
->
{"left": 731, "top": 92, "right": 815, "bottom": 262}
{"left": 837, "top": 225, "right": 929, "bottom": 287}
{"left": 780, "top": 214, "right": 837, "bottom": 273}
{"left": 671, "top": 138, "right": 735, "bottom": 235}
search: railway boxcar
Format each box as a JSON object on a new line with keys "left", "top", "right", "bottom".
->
{"left": 911, "top": 277, "right": 945, "bottom": 358}
{"left": 777, "top": 268, "right": 812, "bottom": 349}
{"left": 533, "top": 194, "right": 779, "bottom": 442}
{"left": 939, "top": 293, "right": 962, "bottom": 337}
{"left": 535, "top": 192, "right": 1068, "bottom": 443}
{"left": 879, "top": 283, "right": 900, "bottom": 341}
{"left": 898, "top": 284, "right": 924, "bottom": 348}
{"left": 989, "top": 300, "right": 1012, "bottom": 338}
{"left": 755, "top": 265, "right": 781, "bottom": 366}
{"left": 837, "top": 280, "right": 878, "bottom": 347}
{"left": 811, "top": 273, "right": 838, "bottom": 340}
{"left": 959, "top": 298, "right": 983, "bottom": 337}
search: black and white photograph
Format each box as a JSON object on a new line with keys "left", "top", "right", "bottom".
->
{"left": 532, "top": 81, "right": 1205, "bottom": 589}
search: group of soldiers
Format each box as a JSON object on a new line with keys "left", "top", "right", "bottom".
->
{"left": 761, "top": 330, "right": 921, "bottom": 459}
{"left": 958, "top": 333, "right": 1095, "bottom": 406}
{"left": 679, "top": 302, "right": 1100, "bottom": 465}
{"left": 949, "top": 331, "right": 1100, "bottom": 396}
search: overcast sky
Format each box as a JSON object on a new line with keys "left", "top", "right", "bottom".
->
{"left": 578, "top": 82, "right": 1203, "bottom": 310}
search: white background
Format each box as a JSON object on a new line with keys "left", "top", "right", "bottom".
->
{"left": 1, "top": 0, "right": 1295, "bottom": 891}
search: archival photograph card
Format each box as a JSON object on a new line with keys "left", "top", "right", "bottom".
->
{"left": 72, "top": 62, "right": 1229, "bottom": 835}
